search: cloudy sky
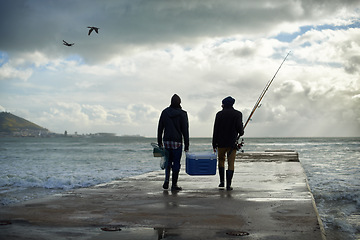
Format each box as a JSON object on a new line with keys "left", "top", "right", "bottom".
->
{"left": 1, "top": 0, "right": 359, "bottom": 137}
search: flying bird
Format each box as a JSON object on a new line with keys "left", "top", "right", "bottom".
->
{"left": 87, "top": 26, "right": 99, "bottom": 36}
{"left": 63, "top": 40, "right": 74, "bottom": 46}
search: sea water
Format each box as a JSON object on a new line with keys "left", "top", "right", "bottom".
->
{"left": 0, "top": 137, "right": 359, "bottom": 240}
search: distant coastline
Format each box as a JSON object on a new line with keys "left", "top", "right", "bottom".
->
{"left": 0, "top": 112, "right": 145, "bottom": 138}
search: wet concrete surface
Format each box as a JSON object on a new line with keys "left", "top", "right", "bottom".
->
{"left": 0, "top": 151, "right": 325, "bottom": 239}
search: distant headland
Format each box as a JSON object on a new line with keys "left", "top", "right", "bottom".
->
{"left": 0, "top": 112, "right": 135, "bottom": 138}
{"left": 0, "top": 112, "right": 51, "bottom": 137}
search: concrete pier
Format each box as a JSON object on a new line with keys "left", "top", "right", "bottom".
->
{"left": 0, "top": 151, "right": 325, "bottom": 240}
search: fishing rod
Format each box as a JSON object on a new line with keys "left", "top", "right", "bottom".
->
{"left": 236, "top": 51, "right": 291, "bottom": 151}
{"left": 244, "top": 51, "right": 291, "bottom": 129}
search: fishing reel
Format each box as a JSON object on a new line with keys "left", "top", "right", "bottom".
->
{"left": 235, "top": 138, "right": 245, "bottom": 152}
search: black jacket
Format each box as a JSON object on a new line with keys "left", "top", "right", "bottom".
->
{"left": 157, "top": 106, "right": 189, "bottom": 151}
{"left": 212, "top": 106, "right": 244, "bottom": 149}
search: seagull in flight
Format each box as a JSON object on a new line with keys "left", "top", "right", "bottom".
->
{"left": 87, "top": 26, "right": 99, "bottom": 36}
{"left": 63, "top": 40, "right": 74, "bottom": 46}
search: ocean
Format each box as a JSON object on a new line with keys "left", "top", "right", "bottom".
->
{"left": 0, "top": 136, "right": 359, "bottom": 240}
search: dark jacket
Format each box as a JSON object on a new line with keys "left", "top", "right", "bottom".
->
{"left": 212, "top": 106, "right": 244, "bottom": 149}
{"left": 157, "top": 106, "right": 189, "bottom": 151}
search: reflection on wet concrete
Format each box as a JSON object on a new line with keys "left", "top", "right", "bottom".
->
{"left": 154, "top": 228, "right": 180, "bottom": 240}
{"left": 97, "top": 227, "right": 181, "bottom": 240}
{"left": 1, "top": 222, "right": 176, "bottom": 240}
{"left": 1, "top": 221, "right": 253, "bottom": 240}
{"left": 98, "top": 226, "right": 250, "bottom": 240}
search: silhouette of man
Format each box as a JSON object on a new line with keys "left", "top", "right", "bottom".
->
{"left": 157, "top": 94, "right": 189, "bottom": 191}
{"left": 212, "top": 96, "right": 244, "bottom": 190}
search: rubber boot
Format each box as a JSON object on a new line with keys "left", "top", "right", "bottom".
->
{"left": 226, "top": 170, "right": 234, "bottom": 191}
{"left": 163, "top": 166, "right": 171, "bottom": 189}
{"left": 171, "top": 171, "right": 182, "bottom": 191}
{"left": 218, "top": 167, "right": 225, "bottom": 188}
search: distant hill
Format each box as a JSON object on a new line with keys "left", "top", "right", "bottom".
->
{"left": 0, "top": 112, "right": 50, "bottom": 136}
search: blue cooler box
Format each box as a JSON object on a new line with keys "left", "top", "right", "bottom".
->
{"left": 186, "top": 152, "right": 217, "bottom": 175}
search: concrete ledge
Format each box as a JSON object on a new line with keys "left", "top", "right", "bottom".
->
{"left": 0, "top": 152, "right": 325, "bottom": 240}
{"left": 237, "top": 150, "right": 299, "bottom": 162}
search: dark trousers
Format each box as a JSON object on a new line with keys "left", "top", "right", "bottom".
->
{"left": 166, "top": 146, "right": 182, "bottom": 172}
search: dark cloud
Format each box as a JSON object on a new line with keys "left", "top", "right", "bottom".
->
{"left": 1, "top": 0, "right": 359, "bottom": 63}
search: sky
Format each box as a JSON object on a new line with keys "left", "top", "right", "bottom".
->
{"left": 1, "top": 0, "right": 360, "bottom": 138}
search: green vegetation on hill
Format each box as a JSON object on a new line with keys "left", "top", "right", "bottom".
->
{"left": 0, "top": 112, "right": 49, "bottom": 135}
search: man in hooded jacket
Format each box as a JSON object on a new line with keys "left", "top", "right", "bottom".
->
{"left": 158, "top": 94, "right": 189, "bottom": 191}
{"left": 212, "top": 96, "right": 244, "bottom": 190}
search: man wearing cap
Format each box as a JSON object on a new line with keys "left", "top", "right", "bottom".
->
{"left": 158, "top": 94, "right": 190, "bottom": 191}
{"left": 212, "top": 96, "right": 244, "bottom": 190}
